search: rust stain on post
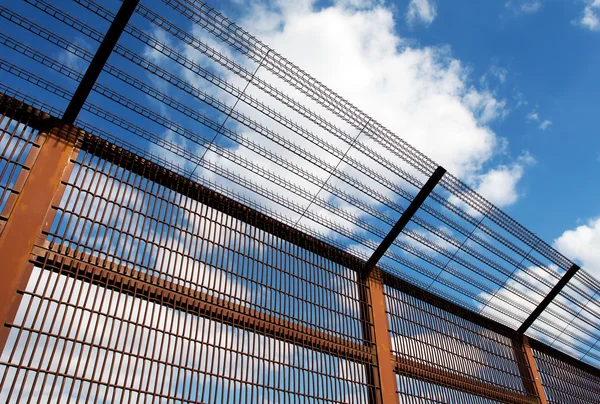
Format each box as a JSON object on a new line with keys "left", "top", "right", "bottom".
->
{"left": 0, "top": 125, "right": 77, "bottom": 353}
{"left": 363, "top": 268, "right": 399, "bottom": 404}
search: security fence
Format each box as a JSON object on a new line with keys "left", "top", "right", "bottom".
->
{"left": 0, "top": 94, "right": 598, "bottom": 403}
{"left": 1, "top": 0, "right": 600, "bottom": 402}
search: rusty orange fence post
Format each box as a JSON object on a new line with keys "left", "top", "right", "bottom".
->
{"left": 513, "top": 335, "right": 548, "bottom": 404}
{"left": 0, "top": 124, "right": 77, "bottom": 353}
{"left": 360, "top": 268, "right": 399, "bottom": 404}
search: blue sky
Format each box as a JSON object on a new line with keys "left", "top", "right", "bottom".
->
{"left": 220, "top": 0, "right": 600, "bottom": 245}
{"left": 2, "top": 0, "right": 600, "bottom": 377}
{"left": 2, "top": 0, "right": 600, "bottom": 400}
{"left": 398, "top": 0, "right": 600, "bottom": 239}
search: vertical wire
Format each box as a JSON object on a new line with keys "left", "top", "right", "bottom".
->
{"left": 550, "top": 287, "right": 599, "bottom": 350}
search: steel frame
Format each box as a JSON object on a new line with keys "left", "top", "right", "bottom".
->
{"left": 1, "top": 94, "right": 590, "bottom": 403}
{"left": 0, "top": 3, "right": 596, "bottom": 399}
{"left": 518, "top": 263, "right": 581, "bottom": 334}
{"left": 62, "top": 0, "right": 140, "bottom": 124}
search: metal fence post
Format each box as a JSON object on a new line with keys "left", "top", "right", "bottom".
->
{"left": 360, "top": 268, "right": 399, "bottom": 404}
{"left": 513, "top": 335, "right": 548, "bottom": 404}
{"left": 0, "top": 124, "right": 77, "bottom": 353}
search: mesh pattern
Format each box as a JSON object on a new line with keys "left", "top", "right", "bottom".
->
{"left": 46, "top": 139, "right": 367, "bottom": 344}
{"left": 0, "top": 114, "right": 39, "bottom": 220}
{"left": 0, "top": 262, "right": 370, "bottom": 403}
{"left": 396, "top": 374, "right": 503, "bottom": 404}
{"left": 533, "top": 347, "right": 600, "bottom": 404}
{"left": 385, "top": 283, "right": 530, "bottom": 396}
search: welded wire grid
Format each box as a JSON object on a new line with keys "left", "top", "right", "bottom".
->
{"left": 532, "top": 347, "right": 600, "bottom": 403}
{"left": 384, "top": 283, "right": 535, "bottom": 400}
{"left": 396, "top": 374, "right": 503, "bottom": 404}
{"left": 0, "top": 131, "right": 376, "bottom": 402}
{"left": 527, "top": 271, "right": 600, "bottom": 369}
{"left": 49, "top": 134, "right": 368, "bottom": 345}
{"left": 0, "top": 0, "right": 599, "bottom": 383}
{"left": 0, "top": 258, "right": 371, "bottom": 403}
{"left": 0, "top": 108, "right": 41, "bottom": 223}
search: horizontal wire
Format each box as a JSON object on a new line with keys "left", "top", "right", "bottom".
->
{"left": 0, "top": 61, "right": 534, "bottom": 331}
{"left": 171, "top": 0, "right": 574, "bottom": 273}
{"left": 3, "top": 0, "right": 600, "bottom": 355}
{"left": 4, "top": 5, "right": 600, "bottom": 338}
{"left": 4, "top": 58, "right": 597, "bottom": 344}
{"left": 126, "top": 0, "right": 574, "bottom": 292}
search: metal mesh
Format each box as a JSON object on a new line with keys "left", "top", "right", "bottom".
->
{"left": 46, "top": 138, "right": 368, "bottom": 346}
{"left": 385, "top": 281, "right": 536, "bottom": 401}
{"left": 0, "top": 127, "right": 377, "bottom": 402}
{"left": 396, "top": 374, "right": 503, "bottom": 404}
{"left": 532, "top": 347, "right": 600, "bottom": 404}
{"left": 0, "top": 261, "right": 371, "bottom": 403}
{"left": 0, "top": 0, "right": 599, "bottom": 401}
{"left": 0, "top": 112, "right": 40, "bottom": 222}
{"left": 1, "top": 80, "right": 599, "bottom": 404}
{"left": 1, "top": 0, "right": 599, "bottom": 351}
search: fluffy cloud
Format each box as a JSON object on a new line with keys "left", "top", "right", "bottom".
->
{"left": 539, "top": 119, "right": 552, "bottom": 130}
{"left": 406, "top": 0, "right": 437, "bottom": 25}
{"left": 233, "top": 1, "right": 520, "bottom": 185}
{"left": 132, "top": 0, "right": 532, "bottom": 246}
{"left": 578, "top": 0, "right": 600, "bottom": 31}
{"left": 554, "top": 217, "right": 600, "bottom": 278}
{"left": 526, "top": 111, "right": 539, "bottom": 121}
{"left": 472, "top": 153, "right": 535, "bottom": 207}
{"left": 449, "top": 153, "right": 534, "bottom": 214}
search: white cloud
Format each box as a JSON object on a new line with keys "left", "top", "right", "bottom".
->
{"left": 521, "top": 0, "right": 542, "bottom": 14}
{"left": 123, "top": 0, "right": 532, "bottom": 254}
{"left": 232, "top": 1, "right": 515, "bottom": 183}
{"left": 505, "top": 0, "right": 543, "bottom": 15}
{"left": 554, "top": 217, "right": 600, "bottom": 278}
{"left": 578, "top": 0, "right": 600, "bottom": 31}
{"left": 526, "top": 109, "right": 552, "bottom": 130}
{"left": 450, "top": 152, "right": 535, "bottom": 213}
{"left": 472, "top": 153, "right": 534, "bottom": 207}
{"left": 131, "top": 0, "right": 538, "bottom": 241}
{"left": 406, "top": 0, "right": 437, "bottom": 26}
{"left": 539, "top": 119, "right": 552, "bottom": 130}
{"left": 527, "top": 111, "right": 540, "bottom": 121}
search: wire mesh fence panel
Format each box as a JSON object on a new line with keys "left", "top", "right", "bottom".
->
{"left": 532, "top": 346, "right": 600, "bottom": 404}
{"left": 528, "top": 270, "right": 600, "bottom": 370}
{"left": 44, "top": 136, "right": 369, "bottom": 347}
{"left": 0, "top": 110, "right": 41, "bottom": 223}
{"left": 396, "top": 374, "right": 505, "bottom": 404}
{"left": 385, "top": 276, "right": 539, "bottom": 403}
{"left": 0, "top": 0, "right": 599, "bottom": 400}
{"left": 0, "top": 126, "right": 378, "bottom": 402}
{"left": 0, "top": 259, "right": 372, "bottom": 403}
